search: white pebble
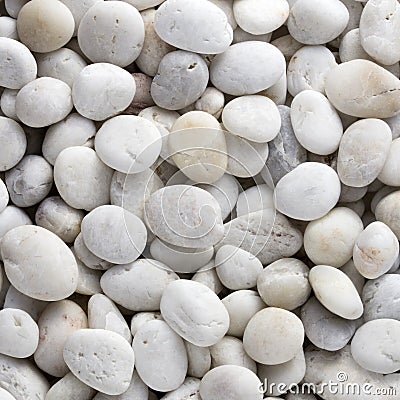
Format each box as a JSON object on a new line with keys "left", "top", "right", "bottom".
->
{"left": 337, "top": 118, "right": 392, "bottom": 187}
{"left": 72, "top": 63, "right": 136, "bottom": 121}
{"left": 243, "top": 307, "right": 304, "bottom": 365}
{"left": 63, "top": 329, "right": 135, "bottom": 395}
{"left": 222, "top": 95, "right": 281, "bottom": 143}
{"left": 81, "top": 205, "right": 147, "bottom": 264}
{"left": 215, "top": 245, "right": 263, "bottom": 290}
{"left": 1, "top": 89, "right": 19, "bottom": 120}
{"left": 160, "top": 280, "right": 229, "bottom": 347}
{"left": 233, "top": 0, "right": 289, "bottom": 35}
{"left": 1, "top": 225, "right": 78, "bottom": 301}
{"left": 54, "top": 146, "right": 113, "bottom": 211}
{"left": 0, "top": 205, "right": 31, "bottom": 241}
{"left": 78, "top": 1, "right": 144, "bottom": 67}
{"left": 236, "top": 184, "right": 274, "bottom": 217}
{"left": 0, "top": 16, "right": 18, "bottom": 40}
{"left": 133, "top": 320, "right": 188, "bottom": 392}
{"left": 0, "top": 308, "right": 39, "bottom": 358}
{"left": 274, "top": 162, "right": 341, "bottom": 221}
{"left": 351, "top": 319, "right": 400, "bottom": 374}
{"left": 304, "top": 207, "right": 364, "bottom": 268}
{"left": 100, "top": 259, "right": 178, "bottom": 311}
{"left": 308, "top": 265, "right": 364, "bottom": 320}
{"left": 95, "top": 115, "right": 161, "bottom": 174}
{"left": 0, "top": 117, "right": 26, "bottom": 172}
{"left": 0, "top": 179, "right": 9, "bottom": 213}
{"left": 144, "top": 185, "right": 224, "bottom": 248}
{"left": 353, "top": 221, "right": 399, "bottom": 279}
{"left": 154, "top": 0, "right": 233, "bottom": 54}
{"left": 378, "top": 137, "right": 400, "bottom": 186}
{"left": 185, "top": 343, "right": 211, "bottom": 379}
{"left": 257, "top": 258, "right": 311, "bottom": 310}
{"left": 290, "top": 90, "right": 343, "bottom": 155}
{"left": 210, "top": 41, "right": 286, "bottom": 96}
{"left": 200, "top": 365, "right": 262, "bottom": 400}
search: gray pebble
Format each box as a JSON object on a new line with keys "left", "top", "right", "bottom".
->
{"left": 5, "top": 155, "right": 53, "bottom": 208}
{"left": 301, "top": 296, "right": 357, "bottom": 351}
{"left": 151, "top": 50, "right": 209, "bottom": 110}
{"left": 266, "top": 105, "right": 307, "bottom": 184}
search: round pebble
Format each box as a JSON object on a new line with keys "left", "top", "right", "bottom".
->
{"left": 35, "top": 47, "right": 87, "bottom": 87}
{"left": 351, "top": 319, "right": 400, "bottom": 374}
{"left": 5, "top": 155, "right": 53, "bottom": 208}
{"left": 337, "top": 118, "right": 392, "bottom": 187}
{"left": 185, "top": 343, "right": 211, "bottom": 379}
{"left": 287, "top": 45, "right": 337, "bottom": 97}
{"left": 233, "top": 0, "right": 289, "bottom": 35}
{"left": 54, "top": 146, "right": 113, "bottom": 211}
{"left": 144, "top": 185, "right": 224, "bottom": 248}
{"left": 110, "top": 168, "right": 163, "bottom": 219}
{"left": 42, "top": 113, "right": 96, "bottom": 165}
{"left": 236, "top": 184, "right": 274, "bottom": 217}
{"left": 0, "top": 205, "right": 31, "bottom": 241}
{"left": 222, "top": 290, "right": 265, "bottom": 338}
{"left": 35, "top": 196, "right": 84, "bottom": 243}
{"left": 1, "top": 225, "right": 78, "bottom": 301}
{"left": 359, "top": 0, "right": 400, "bottom": 66}
{"left": 81, "top": 205, "right": 147, "bottom": 264}
{"left": 95, "top": 115, "right": 161, "bottom": 174}
{"left": 290, "top": 90, "right": 343, "bottom": 155}
{"left": 243, "top": 307, "right": 304, "bottom": 365}
{"left": 222, "top": 95, "right": 281, "bottom": 143}
{"left": 16, "top": 77, "right": 73, "bottom": 128}
{"left": 151, "top": 51, "right": 209, "bottom": 111}
{"left": 0, "top": 308, "right": 39, "bottom": 358}
{"left": 287, "top": 0, "right": 349, "bottom": 45}
{"left": 133, "top": 320, "right": 188, "bottom": 392}
{"left": 274, "top": 162, "right": 341, "bottom": 221}
{"left": 100, "top": 259, "right": 178, "bottom": 311}
{"left": 77, "top": 1, "right": 144, "bottom": 67}
{"left": 17, "top": 0, "right": 74, "bottom": 53}
{"left": 130, "top": 312, "right": 163, "bottom": 336}
{"left": 88, "top": 294, "right": 131, "bottom": 343}
{"left": 200, "top": 365, "right": 262, "bottom": 400}
{"left": 154, "top": 0, "right": 233, "bottom": 54}
{"left": 257, "top": 258, "right": 311, "bottom": 310}
{"left": 1, "top": 89, "right": 19, "bottom": 121}
{"left": 210, "top": 336, "right": 256, "bottom": 372}
{"left": 215, "top": 245, "right": 263, "bottom": 290}
{"left": 0, "top": 37, "right": 37, "bottom": 89}
{"left": 325, "top": 59, "right": 400, "bottom": 118}
{"left": 63, "top": 328, "right": 135, "bottom": 395}
{"left": 34, "top": 300, "right": 87, "bottom": 377}
{"left": 160, "top": 279, "right": 230, "bottom": 347}
{"left": 353, "top": 221, "right": 399, "bottom": 279}
{"left": 0, "top": 16, "right": 18, "bottom": 40}
{"left": 304, "top": 207, "right": 364, "bottom": 268}
{"left": 210, "top": 41, "right": 286, "bottom": 96}
{"left": 72, "top": 63, "right": 136, "bottom": 121}
{"left": 301, "top": 297, "right": 356, "bottom": 351}
{"left": 308, "top": 265, "right": 364, "bottom": 320}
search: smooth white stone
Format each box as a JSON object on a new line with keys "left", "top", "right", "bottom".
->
{"left": 304, "top": 207, "right": 364, "bottom": 268}
{"left": 274, "top": 162, "right": 341, "bottom": 221}
{"left": 154, "top": 0, "right": 233, "bottom": 54}
{"left": 243, "top": 307, "right": 304, "bottom": 365}
{"left": 308, "top": 265, "right": 364, "bottom": 320}
{"left": 160, "top": 279, "right": 229, "bottom": 347}
{"left": 290, "top": 90, "right": 343, "bottom": 155}
{"left": 63, "top": 329, "right": 135, "bottom": 395}
{"left": 1, "top": 225, "right": 78, "bottom": 301}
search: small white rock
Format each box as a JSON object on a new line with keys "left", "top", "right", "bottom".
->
{"left": 160, "top": 279, "right": 230, "bottom": 347}
{"left": 308, "top": 265, "right": 364, "bottom": 320}
{"left": 63, "top": 329, "right": 135, "bottom": 395}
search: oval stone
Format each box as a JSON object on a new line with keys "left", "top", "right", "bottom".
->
{"left": 325, "top": 60, "right": 400, "bottom": 118}
{"left": 1, "top": 225, "right": 78, "bottom": 301}
{"left": 144, "top": 185, "right": 224, "bottom": 248}
{"left": 160, "top": 280, "right": 229, "bottom": 347}
{"left": 210, "top": 41, "right": 285, "bottom": 96}
{"left": 274, "top": 162, "right": 341, "bottom": 221}
{"left": 154, "top": 0, "right": 233, "bottom": 54}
